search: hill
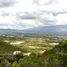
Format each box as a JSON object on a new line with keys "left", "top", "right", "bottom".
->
{"left": 0, "top": 40, "right": 24, "bottom": 55}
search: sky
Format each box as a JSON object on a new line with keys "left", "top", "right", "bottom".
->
{"left": 0, "top": 0, "right": 67, "bottom": 29}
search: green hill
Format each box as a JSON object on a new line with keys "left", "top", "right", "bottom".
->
{"left": 0, "top": 40, "right": 23, "bottom": 55}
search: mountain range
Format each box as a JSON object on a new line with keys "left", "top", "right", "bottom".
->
{"left": 0, "top": 25, "right": 67, "bottom": 35}
{"left": 24, "top": 25, "right": 67, "bottom": 33}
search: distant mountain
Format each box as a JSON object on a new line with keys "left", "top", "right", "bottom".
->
{"left": 24, "top": 25, "right": 67, "bottom": 33}
{"left": 0, "top": 29, "right": 24, "bottom": 36}
{"left": 0, "top": 25, "right": 67, "bottom": 36}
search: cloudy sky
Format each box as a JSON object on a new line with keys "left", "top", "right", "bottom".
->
{"left": 0, "top": 0, "right": 67, "bottom": 30}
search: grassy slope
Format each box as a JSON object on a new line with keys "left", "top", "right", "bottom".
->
{"left": 0, "top": 40, "right": 24, "bottom": 55}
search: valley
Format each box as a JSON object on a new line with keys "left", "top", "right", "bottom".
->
{"left": 0, "top": 33, "right": 67, "bottom": 67}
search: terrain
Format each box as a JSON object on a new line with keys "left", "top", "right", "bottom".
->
{"left": 0, "top": 25, "right": 67, "bottom": 36}
{"left": 0, "top": 31, "right": 67, "bottom": 67}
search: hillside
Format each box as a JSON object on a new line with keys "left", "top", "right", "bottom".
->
{"left": 0, "top": 40, "right": 23, "bottom": 55}
{"left": 17, "top": 40, "right": 67, "bottom": 67}
{"left": 0, "top": 40, "right": 67, "bottom": 67}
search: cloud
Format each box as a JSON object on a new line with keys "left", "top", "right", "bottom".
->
{"left": 0, "top": 0, "right": 17, "bottom": 7}
{"left": 33, "top": 0, "right": 57, "bottom": 5}
{"left": 33, "top": 0, "right": 67, "bottom": 26}
{"left": 16, "top": 12, "right": 36, "bottom": 20}
{"left": 52, "top": 10, "right": 67, "bottom": 16}
{"left": 0, "top": 12, "right": 38, "bottom": 29}
{"left": 0, "top": 0, "right": 67, "bottom": 30}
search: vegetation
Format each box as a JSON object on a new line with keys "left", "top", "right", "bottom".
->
{"left": 14, "top": 40, "right": 67, "bottom": 67}
{"left": 0, "top": 40, "right": 25, "bottom": 55}
{"left": 0, "top": 36, "right": 67, "bottom": 67}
